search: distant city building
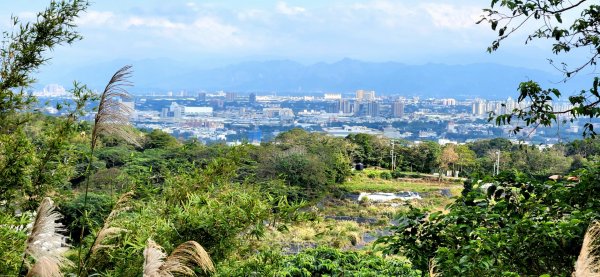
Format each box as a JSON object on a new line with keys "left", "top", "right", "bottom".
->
{"left": 169, "top": 102, "right": 184, "bottom": 118}
{"left": 212, "top": 99, "right": 224, "bottom": 108}
{"left": 447, "top": 121, "right": 457, "bottom": 133}
{"left": 341, "top": 99, "right": 355, "bottom": 114}
{"left": 327, "top": 101, "right": 340, "bottom": 113}
{"left": 364, "top": 101, "right": 380, "bottom": 117}
{"left": 322, "top": 125, "right": 381, "bottom": 137}
{"left": 438, "top": 138, "right": 457, "bottom": 145}
{"left": 197, "top": 92, "right": 206, "bottom": 102}
{"left": 442, "top": 98, "right": 456, "bottom": 106}
{"left": 472, "top": 99, "right": 486, "bottom": 115}
{"left": 225, "top": 92, "right": 237, "bottom": 102}
{"left": 324, "top": 93, "right": 342, "bottom": 100}
{"left": 356, "top": 90, "right": 375, "bottom": 101}
{"left": 263, "top": 108, "right": 294, "bottom": 118}
{"left": 34, "top": 84, "right": 68, "bottom": 97}
{"left": 249, "top": 93, "right": 256, "bottom": 104}
{"left": 392, "top": 100, "right": 404, "bottom": 118}
{"left": 418, "top": 130, "right": 437, "bottom": 138}
{"left": 185, "top": 107, "right": 213, "bottom": 116}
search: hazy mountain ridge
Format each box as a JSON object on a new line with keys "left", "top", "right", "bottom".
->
{"left": 36, "top": 58, "right": 588, "bottom": 98}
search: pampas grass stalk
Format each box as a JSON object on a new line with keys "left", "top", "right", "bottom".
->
{"left": 143, "top": 239, "right": 215, "bottom": 277}
{"left": 78, "top": 65, "right": 139, "bottom": 272}
{"left": 20, "top": 197, "right": 72, "bottom": 277}
{"left": 574, "top": 221, "right": 600, "bottom": 277}
{"left": 79, "top": 191, "right": 133, "bottom": 276}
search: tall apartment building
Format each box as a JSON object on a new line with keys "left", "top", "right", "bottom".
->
{"left": 472, "top": 99, "right": 486, "bottom": 115}
{"left": 341, "top": 99, "right": 355, "bottom": 114}
{"left": 363, "top": 101, "right": 380, "bottom": 117}
{"left": 197, "top": 92, "right": 206, "bottom": 102}
{"left": 225, "top": 92, "right": 237, "bottom": 102}
{"left": 392, "top": 100, "right": 405, "bottom": 118}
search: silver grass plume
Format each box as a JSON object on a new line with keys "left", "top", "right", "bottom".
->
{"left": 91, "top": 65, "right": 139, "bottom": 149}
{"left": 24, "top": 197, "right": 72, "bottom": 277}
{"left": 574, "top": 221, "right": 600, "bottom": 277}
{"left": 78, "top": 65, "right": 137, "bottom": 274}
{"left": 90, "top": 191, "right": 134, "bottom": 254}
{"left": 25, "top": 257, "right": 60, "bottom": 277}
{"left": 143, "top": 239, "right": 215, "bottom": 277}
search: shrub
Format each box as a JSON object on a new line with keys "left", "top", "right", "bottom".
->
{"left": 59, "top": 193, "right": 113, "bottom": 243}
{"left": 0, "top": 213, "right": 29, "bottom": 275}
{"left": 378, "top": 165, "right": 600, "bottom": 276}
{"left": 409, "top": 173, "right": 422, "bottom": 178}
{"left": 217, "top": 246, "right": 421, "bottom": 276}
{"left": 392, "top": 169, "right": 406, "bottom": 178}
{"left": 380, "top": 171, "right": 392, "bottom": 180}
{"left": 367, "top": 173, "right": 377, "bottom": 179}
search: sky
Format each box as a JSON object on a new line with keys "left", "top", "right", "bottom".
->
{"left": 0, "top": 0, "right": 586, "bottom": 71}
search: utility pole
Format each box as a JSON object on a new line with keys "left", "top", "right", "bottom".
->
{"left": 495, "top": 151, "right": 500, "bottom": 176}
{"left": 391, "top": 140, "right": 395, "bottom": 171}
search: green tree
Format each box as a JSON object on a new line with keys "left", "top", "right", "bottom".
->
{"left": 0, "top": 0, "right": 89, "bottom": 209}
{"left": 0, "top": 0, "right": 88, "bottom": 130}
{"left": 411, "top": 141, "right": 441, "bottom": 173}
{"left": 480, "top": 0, "right": 600, "bottom": 136}
{"left": 468, "top": 138, "right": 514, "bottom": 157}
{"left": 455, "top": 144, "right": 477, "bottom": 175}
{"left": 345, "top": 133, "right": 390, "bottom": 167}
{"left": 143, "top": 129, "right": 179, "bottom": 149}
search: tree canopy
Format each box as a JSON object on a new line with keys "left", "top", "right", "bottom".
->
{"left": 480, "top": 0, "right": 600, "bottom": 137}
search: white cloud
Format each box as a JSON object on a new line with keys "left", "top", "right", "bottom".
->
{"left": 276, "top": 2, "right": 306, "bottom": 16}
{"left": 423, "top": 3, "right": 483, "bottom": 30}
{"left": 71, "top": 6, "right": 253, "bottom": 51}
{"left": 20, "top": 0, "right": 503, "bottom": 65}
{"left": 351, "top": 1, "right": 415, "bottom": 17}
{"left": 237, "top": 9, "right": 270, "bottom": 22}
{"left": 76, "top": 10, "right": 115, "bottom": 26}
{"left": 125, "top": 16, "right": 185, "bottom": 29}
{"left": 121, "top": 15, "right": 249, "bottom": 50}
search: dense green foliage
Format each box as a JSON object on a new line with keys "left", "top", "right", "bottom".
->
{"left": 218, "top": 246, "right": 421, "bottom": 276}
{"left": 481, "top": 0, "right": 600, "bottom": 137}
{"left": 380, "top": 167, "right": 600, "bottom": 275}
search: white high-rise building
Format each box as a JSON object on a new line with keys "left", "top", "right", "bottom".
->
{"left": 472, "top": 99, "right": 486, "bottom": 115}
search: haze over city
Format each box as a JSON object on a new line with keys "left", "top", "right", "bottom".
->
{"left": 2, "top": 0, "right": 590, "bottom": 93}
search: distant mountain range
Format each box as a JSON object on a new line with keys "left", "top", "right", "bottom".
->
{"left": 36, "top": 58, "right": 590, "bottom": 99}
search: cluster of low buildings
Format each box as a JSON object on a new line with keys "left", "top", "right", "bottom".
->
{"left": 36, "top": 85, "right": 589, "bottom": 145}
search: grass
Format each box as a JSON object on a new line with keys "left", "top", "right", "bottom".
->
{"left": 340, "top": 169, "right": 462, "bottom": 194}
{"left": 255, "top": 169, "right": 464, "bottom": 254}
{"left": 262, "top": 219, "right": 369, "bottom": 249}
